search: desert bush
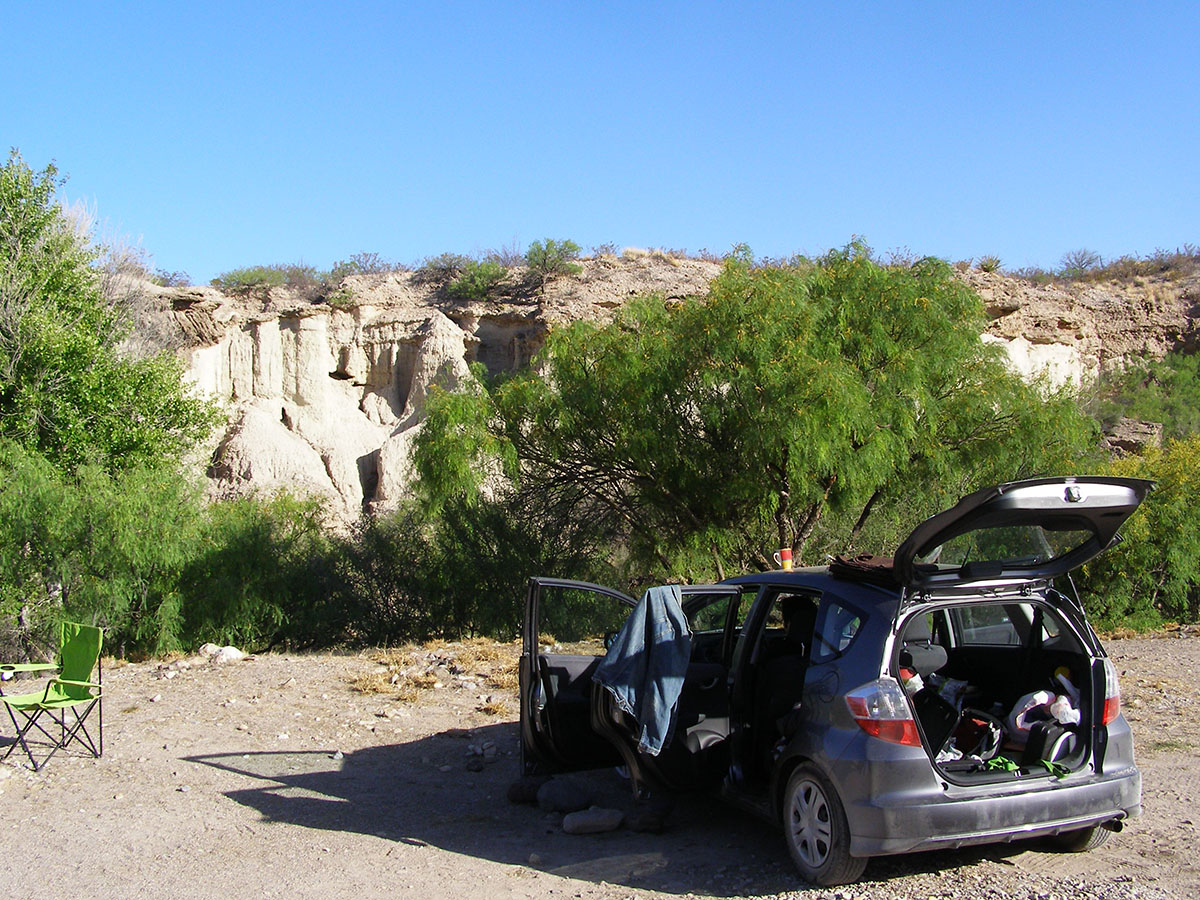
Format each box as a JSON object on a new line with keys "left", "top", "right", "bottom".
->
{"left": 1059, "top": 248, "right": 1103, "bottom": 277}
{"left": 525, "top": 238, "right": 582, "bottom": 292}
{"left": 211, "top": 265, "right": 286, "bottom": 292}
{"left": 0, "top": 445, "right": 207, "bottom": 658}
{"left": 448, "top": 259, "right": 508, "bottom": 300}
{"left": 1086, "top": 350, "right": 1200, "bottom": 440}
{"left": 179, "top": 492, "right": 339, "bottom": 651}
{"left": 325, "top": 288, "right": 356, "bottom": 310}
{"left": 1011, "top": 265, "right": 1054, "bottom": 284}
{"left": 327, "top": 252, "right": 400, "bottom": 283}
{"left": 152, "top": 268, "right": 190, "bottom": 287}
{"left": 211, "top": 263, "right": 323, "bottom": 298}
{"left": 977, "top": 255, "right": 1002, "bottom": 273}
{"left": 413, "top": 252, "right": 473, "bottom": 287}
{"left": 484, "top": 241, "right": 524, "bottom": 268}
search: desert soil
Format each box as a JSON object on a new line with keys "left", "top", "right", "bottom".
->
{"left": 1, "top": 634, "right": 1196, "bottom": 900}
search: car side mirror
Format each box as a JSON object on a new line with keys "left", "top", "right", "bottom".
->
{"left": 603, "top": 631, "right": 617, "bottom": 651}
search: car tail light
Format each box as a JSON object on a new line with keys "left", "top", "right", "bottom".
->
{"left": 1101, "top": 658, "right": 1121, "bottom": 725}
{"left": 845, "top": 677, "right": 921, "bottom": 746}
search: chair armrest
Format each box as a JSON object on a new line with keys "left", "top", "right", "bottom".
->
{"left": 44, "top": 678, "right": 102, "bottom": 700}
{"left": 0, "top": 663, "right": 58, "bottom": 673}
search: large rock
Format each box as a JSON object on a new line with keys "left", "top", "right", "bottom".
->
{"left": 1103, "top": 417, "right": 1164, "bottom": 456}
{"left": 536, "top": 777, "right": 591, "bottom": 814}
{"left": 207, "top": 404, "right": 341, "bottom": 506}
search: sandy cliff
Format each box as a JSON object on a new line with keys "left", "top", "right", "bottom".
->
{"left": 135, "top": 256, "right": 1198, "bottom": 520}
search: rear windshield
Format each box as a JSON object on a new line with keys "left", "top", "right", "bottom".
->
{"left": 918, "top": 524, "right": 1093, "bottom": 570}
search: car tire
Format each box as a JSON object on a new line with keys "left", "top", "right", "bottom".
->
{"left": 782, "top": 764, "right": 867, "bottom": 886}
{"left": 1047, "top": 824, "right": 1112, "bottom": 852}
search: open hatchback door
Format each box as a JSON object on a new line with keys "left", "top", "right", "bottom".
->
{"left": 893, "top": 476, "right": 1154, "bottom": 595}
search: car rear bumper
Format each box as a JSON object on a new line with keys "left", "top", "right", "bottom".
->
{"left": 847, "top": 765, "right": 1141, "bottom": 857}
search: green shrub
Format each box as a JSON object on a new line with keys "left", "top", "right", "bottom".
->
{"left": 1087, "top": 350, "right": 1200, "bottom": 440}
{"left": 0, "top": 444, "right": 207, "bottom": 658}
{"left": 330, "top": 495, "right": 615, "bottom": 644}
{"left": 448, "top": 259, "right": 508, "bottom": 300}
{"left": 180, "top": 493, "right": 338, "bottom": 651}
{"left": 1076, "top": 437, "right": 1200, "bottom": 628}
{"left": 0, "top": 151, "right": 217, "bottom": 474}
{"left": 211, "top": 265, "right": 286, "bottom": 292}
{"left": 977, "top": 255, "right": 1002, "bottom": 273}
{"left": 211, "top": 263, "right": 323, "bottom": 297}
{"left": 326, "top": 287, "right": 356, "bottom": 310}
{"left": 525, "top": 238, "right": 582, "bottom": 293}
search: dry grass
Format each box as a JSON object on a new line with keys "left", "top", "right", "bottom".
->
{"left": 1100, "top": 626, "right": 1140, "bottom": 640}
{"left": 349, "top": 671, "right": 395, "bottom": 695}
{"left": 350, "top": 637, "right": 520, "bottom": 703}
{"left": 486, "top": 666, "right": 518, "bottom": 690}
{"left": 368, "top": 649, "right": 416, "bottom": 669}
{"left": 477, "top": 698, "right": 511, "bottom": 716}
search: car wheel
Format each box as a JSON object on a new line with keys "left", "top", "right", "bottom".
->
{"left": 783, "top": 764, "right": 867, "bottom": 886}
{"left": 1047, "top": 824, "right": 1112, "bottom": 852}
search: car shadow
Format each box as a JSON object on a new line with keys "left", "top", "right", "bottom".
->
{"left": 183, "top": 722, "right": 1032, "bottom": 896}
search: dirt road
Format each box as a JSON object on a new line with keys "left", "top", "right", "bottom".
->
{"left": 1, "top": 635, "right": 1195, "bottom": 900}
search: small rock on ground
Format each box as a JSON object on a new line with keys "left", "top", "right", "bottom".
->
{"left": 562, "top": 805, "right": 624, "bottom": 834}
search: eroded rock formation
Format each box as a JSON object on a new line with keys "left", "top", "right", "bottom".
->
{"left": 141, "top": 257, "right": 1197, "bottom": 521}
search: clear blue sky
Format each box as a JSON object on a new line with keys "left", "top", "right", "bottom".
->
{"left": 3, "top": 1, "right": 1196, "bottom": 285}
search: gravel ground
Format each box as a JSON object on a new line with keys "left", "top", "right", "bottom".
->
{"left": 0, "top": 633, "right": 1195, "bottom": 900}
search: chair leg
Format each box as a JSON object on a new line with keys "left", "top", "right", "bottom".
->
{"left": 3, "top": 700, "right": 102, "bottom": 771}
{"left": 3, "top": 705, "right": 48, "bottom": 770}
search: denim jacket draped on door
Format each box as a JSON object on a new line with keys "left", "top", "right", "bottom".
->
{"left": 593, "top": 584, "right": 692, "bottom": 756}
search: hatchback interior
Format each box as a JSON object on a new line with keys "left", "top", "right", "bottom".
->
{"left": 898, "top": 601, "right": 1094, "bottom": 782}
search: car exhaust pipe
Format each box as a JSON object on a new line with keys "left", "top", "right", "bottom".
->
{"left": 1102, "top": 818, "right": 1124, "bottom": 833}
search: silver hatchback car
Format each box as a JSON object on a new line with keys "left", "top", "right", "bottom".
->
{"left": 520, "top": 477, "right": 1151, "bottom": 885}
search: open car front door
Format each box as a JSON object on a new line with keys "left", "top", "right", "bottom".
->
{"left": 520, "top": 578, "right": 636, "bottom": 776}
{"left": 520, "top": 577, "right": 743, "bottom": 789}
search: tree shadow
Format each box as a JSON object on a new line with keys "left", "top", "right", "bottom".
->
{"left": 183, "top": 722, "right": 1031, "bottom": 896}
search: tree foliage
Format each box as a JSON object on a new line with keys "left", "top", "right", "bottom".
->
{"left": 1088, "top": 350, "right": 1200, "bottom": 440}
{"left": 417, "top": 243, "right": 1096, "bottom": 582}
{"left": 0, "top": 151, "right": 216, "bottom": 472}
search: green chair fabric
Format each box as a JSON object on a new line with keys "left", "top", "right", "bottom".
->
{"left": 1, "top": 622, "right": 104, "bottom": 771}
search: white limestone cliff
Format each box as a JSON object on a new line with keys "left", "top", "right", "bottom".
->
{"left": 145, "top": 256, "right": 1197, "bottom": 522}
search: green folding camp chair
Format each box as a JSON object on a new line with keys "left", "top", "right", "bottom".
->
{"left": 1, "top": 622, "right": 103, "bottom": 771}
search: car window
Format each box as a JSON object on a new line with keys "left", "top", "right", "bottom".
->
{"left": 734, "top": 589, "right": 756, "bottom": 629}
{"left": 920, "top": 524, "right": 1093, "bottom": 569}
{"left": 689, "top": 594, "right": 733, "bottom": 633}
{"left": 952, "top": 604, "right": 1021, "bottom": 646}
{"left": 537, "top": 584, "right": 632, "bottom": 652}
{"left": 811, "top": 600, "right": 861, "bottom": 663}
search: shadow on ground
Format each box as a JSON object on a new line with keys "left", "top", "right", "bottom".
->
{"left": 184, "top": 723, "right": 1032, "bottom": 896}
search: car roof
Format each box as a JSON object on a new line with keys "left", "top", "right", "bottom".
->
{"left": 722, "top": 567, "right": 902, "bottom": 600}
